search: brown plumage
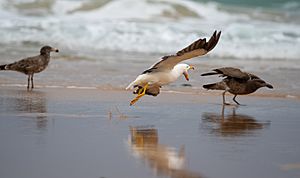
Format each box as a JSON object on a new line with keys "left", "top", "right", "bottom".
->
{"left": 0, "top": 46, "right": 59, "bottom": 89}
{"left": 201, "top": 67, "right": 273, "bottom": 105}
{"left": 133, "top": 85, "right": 161, "bottom": 96}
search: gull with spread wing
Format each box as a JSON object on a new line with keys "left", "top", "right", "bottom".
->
{"left": 126, "top": 31, "right": 221, "bottom": 106}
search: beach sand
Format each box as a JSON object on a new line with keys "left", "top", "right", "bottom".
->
{"left": 0, "top": 86, "right": 300, "bottom": 178}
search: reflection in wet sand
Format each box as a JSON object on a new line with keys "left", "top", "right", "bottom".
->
{"left": 129, "top": 126, "right": 203, "bottom": 178}
{"left": 0, "top": 90, "right": 47, "bottom": 129}
{"left": 201, "top": 106, "right": 270, "bottom": 137}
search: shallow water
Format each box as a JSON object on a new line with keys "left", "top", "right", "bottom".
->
{"left": 0, "top": 87, "right": 299, "bottom": 178}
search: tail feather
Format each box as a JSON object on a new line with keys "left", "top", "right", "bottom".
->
{"left": 203, "top": 82, "right": 226, "bottom": 90}
{"left": 126, "top": 80, "right": 136, "bottom": 90}
{"left": 0, "top": 64, "right": 6, "bottom": 70}
{"left": 126, "top": 75, "right": 145, "bottom": 90}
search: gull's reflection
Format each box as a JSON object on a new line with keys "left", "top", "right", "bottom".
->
{"left": 1, "top": 90, "right": 47, "bottom": 129}
{"left": 201, "top": 106, "right": 270, "bottom": 137}
{"left": 128, "top": 126, "right": 203, "bottom": 178}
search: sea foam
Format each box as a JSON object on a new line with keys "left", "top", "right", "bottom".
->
{"left": 0, "top": 0, "right": 299, "bottom": 63}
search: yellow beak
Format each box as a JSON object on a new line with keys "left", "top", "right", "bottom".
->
{"left": 183, "top": 71, "right": 189, "bottom": 81}
{"left": 183, "top": 65, "right": 195, "bottom": 81}
{"left": 52, "top": 48, "right": 59, "bottom": 52}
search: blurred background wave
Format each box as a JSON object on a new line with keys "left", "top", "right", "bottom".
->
{"left": 0, "top": 0, "right": 299, "bottom": 60}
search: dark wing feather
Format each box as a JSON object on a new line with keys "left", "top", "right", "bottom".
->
{"left": 216, "top": 68, "right": 263, "bottom": 81}
{"left": 246, "top": 72, "right": 261, "bottom": 80}
{"left": 215, "top": 67, "right": 250, "bottom": 80}
{"left": 202, "top": 67, "right": 250, "bottom": 80}
{"left": 203, "top": 81, "right": 227, "bottom": 90}
{"left": 201, "top": 67, "right": 244, "bottom": 78}
{"left": 143, "top": 30, "right": 221, "bottom": 74}
{"left": 202, "top": 67, "right": 263, "bottom": 82}
{"left": 6, "top": 55, "right": 44, "bottom": 74}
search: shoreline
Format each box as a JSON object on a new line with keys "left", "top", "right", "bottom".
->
{"left": 0, "top": 84, "right": 298, "bottom": 101}
{"left": 1, "top": 55, "right": 300, "bottom": 100}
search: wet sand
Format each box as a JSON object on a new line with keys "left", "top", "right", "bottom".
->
{"left": 0, "top": 86, "right": 300, "bottom": 178}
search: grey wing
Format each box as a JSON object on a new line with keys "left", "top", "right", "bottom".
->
{"left": 143, "top": 30, "right": 221, "bottom": 74}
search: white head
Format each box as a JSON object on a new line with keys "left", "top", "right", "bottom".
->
{"left": 174, "top": 63, "right": 195, "bottom": 81}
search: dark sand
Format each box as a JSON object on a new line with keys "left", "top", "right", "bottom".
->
{"left": 0, "top": 86, "right": 300, "bottom": 178}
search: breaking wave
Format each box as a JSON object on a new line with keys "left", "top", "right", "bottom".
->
{"left": 0, "top": 0, "right": 299, "bottom": 61}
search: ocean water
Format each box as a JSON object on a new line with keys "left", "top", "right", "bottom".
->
{"left": 0, "top": 0, "right": 299, "bottom": 58}
{"left": 0, "top": 0, "right": 300, "bottom": 95}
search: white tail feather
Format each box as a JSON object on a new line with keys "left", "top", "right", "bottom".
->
{"left": 126, "top": 80, "right": 136, "bottom": 90}
{"left": 126, "top": 74, "right": 150, "bottom": 90}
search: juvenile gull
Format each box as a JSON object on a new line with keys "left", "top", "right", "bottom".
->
{"left": 126, "top": 30, "right": 221, "bottom": 105}
{"left": 201, "top": 67, "right": 273, "bottom": 105}
{"left": 0, "top": 46, "right": 59, "bottom": 89}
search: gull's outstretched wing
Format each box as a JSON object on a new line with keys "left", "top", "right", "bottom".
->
{"left": 142, "top": 30, "right": 221, "bottom": 74}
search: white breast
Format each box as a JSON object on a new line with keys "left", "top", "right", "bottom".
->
{"left": 138, "top": 71, "right": 180, "bottom": 86}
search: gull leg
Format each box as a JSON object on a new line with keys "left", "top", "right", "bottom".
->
{"left": 137, "top": 86, "right": 143, "bottom": 95}
{"left": 233, "top": 94, "right": 240, "bottom": 105}
{"left": 31, "top": 74, "right": 34, "bottom": 89}
{"left": 130, "top": 84, "right": 148, "bottom": 106}
{"left": 222, "top": 91, "right": 230, "bottom": 105}
{"left": 221, "top": 104, "right": 225, "bottom": 117}
{"left": 27, "top": 75, "right": 30, "bottom": 90}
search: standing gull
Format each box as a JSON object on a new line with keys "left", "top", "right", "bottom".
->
{"left": 0, "top": 46, "right": 59, "bottom": 89}
{"left": 201, "top": 67, "right": 273, "bottom": 105}
{"left": 126, "top": 31, "right": 221, "bottom": 106}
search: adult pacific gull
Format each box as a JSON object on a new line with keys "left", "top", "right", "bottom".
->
{"left": 0, "top": 46, "right": 59, "bottom": 89}
{"left": 126, "top": 30, "right": 221, "bottom": 106}
{"left": 201, "top": 67, "right": 273, "bottom": 105}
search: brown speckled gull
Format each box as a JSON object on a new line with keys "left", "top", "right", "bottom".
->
{"left": 0, "top": 46, "right": 59, "bottom": 89}
{"left": 201, "top": 67, "right": 273, "bottom": 105}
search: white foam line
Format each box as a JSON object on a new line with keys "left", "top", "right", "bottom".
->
{"left": 286, "top": 95, "right": 298, "bottom": 99}
{"left": 0, "top": 84, "right": 98, "bottom": 90}
{"left": 66, "top": 86, "right": 98, "bottom": 90}
{"left": 44, "top": 85, "right": 65, "bottom": 89}
{"left": 16, "top": 113, "right": 106, "bottom": 118}
{"left": 162, "top": 90, "right": 195, "bottom": 95}
{"left": 0, "top": 84, "right": 27, "bottom": 87}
